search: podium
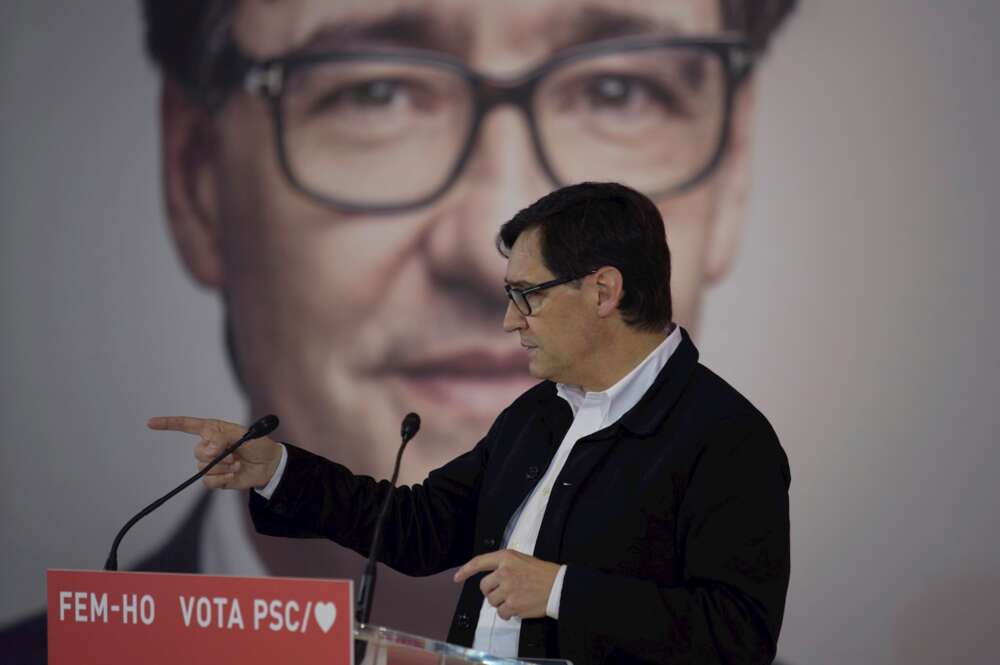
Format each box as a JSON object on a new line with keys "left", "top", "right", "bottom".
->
{"left": 48, "top": 570, "right": 557, "bottom": 665}
{"left": 355, "top": 624, "right": 546, "bottom": 665}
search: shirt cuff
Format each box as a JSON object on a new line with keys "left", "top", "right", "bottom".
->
{"left": 545, "top": 564, "right": 568, "bottom": 620}
{"left": 254, "top": 444, "right": 288, "bottom": 500}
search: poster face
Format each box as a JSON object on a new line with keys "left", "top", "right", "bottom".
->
{"left": 118, "top": 0, "right": 791, "bottom": 640}
{"left": 3, "top": 2, "right": 1000, "bottom": 664}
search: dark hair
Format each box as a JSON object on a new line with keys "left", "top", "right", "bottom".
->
{"left": 141, "top": 0, "right": 798, "bottom": 103}
{"left": 497, "top": 182, "right": 672, "bottom": 332}
{"left": 719, "top": 0, "right": 799, "bottom": 53}
{"left": 142, "top": 0, "right": 234, "bottom": 104}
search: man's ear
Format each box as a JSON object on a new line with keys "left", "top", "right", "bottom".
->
{"left": 593, "top": 266, "right": 625, "bottom": 318}
{"left": 161, "top": 78, "right": 224, "bottom": 288}
{"left": 705, "top": 80, "right": 755, "bottom": 284}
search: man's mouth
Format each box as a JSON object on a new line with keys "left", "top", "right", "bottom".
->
{"left": 383, "top": 348, "right": 536, "bottom": 414}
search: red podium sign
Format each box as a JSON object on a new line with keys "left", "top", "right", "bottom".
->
{"left": 47, "top": 569, "right": 353, "bottom": 665}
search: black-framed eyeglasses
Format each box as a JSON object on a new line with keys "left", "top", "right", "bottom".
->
{"left": 505, "top": 271, "right": 596, "bottom": 317}
{"left": 230, "top": 33, "right": 752, "bottom": 214}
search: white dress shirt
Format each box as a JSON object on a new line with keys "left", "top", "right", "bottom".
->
{"left": 472, "top": 325, "right": 681, "bottom": 656}
{"left": 201, "top": 485, "right": 269, "bottom": 577}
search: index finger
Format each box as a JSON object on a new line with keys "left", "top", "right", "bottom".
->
{"left": 453, "top": 552, "right": 501, "bottom": 583}
{"left": 147, "top": 416, "right": 213, "bottom": 436}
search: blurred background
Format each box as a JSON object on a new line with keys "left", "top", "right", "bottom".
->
{"left": 2, "top": 1, "right": 999, "bottom": 663}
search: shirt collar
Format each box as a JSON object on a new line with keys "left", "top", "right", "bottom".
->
{"left": 556, "top": 324, "right": 682, "bottom": 425}
{"left": 200, "top": 488, "right": 269, "bottom": 577}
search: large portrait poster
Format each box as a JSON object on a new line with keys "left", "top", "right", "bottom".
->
{"left": 2, "top": 2, "right": 999, "bottom": 663}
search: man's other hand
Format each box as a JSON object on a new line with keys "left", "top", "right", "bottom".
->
{"left": 147, "top": 416, "right": 282, "bottom": 491}
{"left": 454, "top": 549, "right": 560, "bottom": 620}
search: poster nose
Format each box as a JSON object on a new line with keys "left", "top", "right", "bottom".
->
{"left": 423, "top": 108, "right": 551, "bottom": 294}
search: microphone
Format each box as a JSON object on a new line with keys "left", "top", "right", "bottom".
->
{"left": 355, "top": 412, "right": 420, "bottom": 655}
{"left": 104, "top": 414, "right": 280, "bottom": 571}
{"left": 246, "top": 414, "right": 280, "bottom": 440}
{"left": 400, "top": 412, "right": 420, "bottom": 444}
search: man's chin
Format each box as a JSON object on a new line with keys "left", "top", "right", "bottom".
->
{"left": 526, "top": 356, "right": 551, "bottom": 383}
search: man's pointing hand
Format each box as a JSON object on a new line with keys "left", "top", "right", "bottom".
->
{"left": 147, "top": 416, "right": 283, "bottom": 491}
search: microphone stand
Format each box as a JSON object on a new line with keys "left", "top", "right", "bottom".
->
{"left": 354, "top": 413, "right": 420, "bottom": 663}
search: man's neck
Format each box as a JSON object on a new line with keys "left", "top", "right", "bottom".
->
{"left": 578, "top": 323, "right": 673, "bottom": 393}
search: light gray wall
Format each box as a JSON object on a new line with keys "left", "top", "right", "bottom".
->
{"left": 2, "top": 1, "right": 999, "bottom": 663}
{"left": 700, "top": 1, "right": 1000, "bottom": 662}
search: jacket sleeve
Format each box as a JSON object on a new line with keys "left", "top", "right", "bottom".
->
{"left": 557, "top": 416, "right": 791, "bottom": 665}
{"left": 248, "top": 411, "right": 507, "bottom": 577}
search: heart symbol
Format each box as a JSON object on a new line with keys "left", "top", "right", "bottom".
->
{"left": 314, "top": 602, "right": 337, "bottom": 633}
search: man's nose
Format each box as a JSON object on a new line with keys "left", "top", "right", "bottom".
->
{"left": 502, "top": 299, "right": 526, "bottom": 333}
{"left": 421, "top": 108, "right": 551, "bottom": 307}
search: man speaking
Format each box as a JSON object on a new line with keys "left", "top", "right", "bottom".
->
{"left": 151, "top": 182, "right": 790, "bottom": 665}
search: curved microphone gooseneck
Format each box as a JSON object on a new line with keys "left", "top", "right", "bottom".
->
{"left": 104, "top": 414, "right": 279, "bottom": 571}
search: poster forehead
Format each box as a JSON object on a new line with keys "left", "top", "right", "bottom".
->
{"left": 232, "top": 0, "right": 721, "bottom": 63}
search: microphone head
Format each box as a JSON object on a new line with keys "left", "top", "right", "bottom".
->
{"left": 401, "top": 412, "right": 421, "bottom": 443}
{"left": 247, "top": 414, "right": 280, "bottom": 439}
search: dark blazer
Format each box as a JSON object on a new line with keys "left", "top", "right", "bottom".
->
{"left": 250, "top": 329, "right": 791, "bottom": 665}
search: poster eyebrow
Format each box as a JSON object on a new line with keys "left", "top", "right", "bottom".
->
{"left": 291, "top": 8, "right": 470, "bottom": 57}
{"left": 553, "top": 5, "right": 682, "bottom": 51}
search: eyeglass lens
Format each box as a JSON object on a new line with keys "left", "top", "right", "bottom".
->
{"left": 509, "top": 289, "right": 531, "bottom": 316}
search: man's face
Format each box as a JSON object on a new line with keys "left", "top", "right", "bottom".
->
{"left": 164, "top": 0, "right": 750, "bottom": 484}
{"left": 502, "top": 227, "right": 596, "bottom": 387}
